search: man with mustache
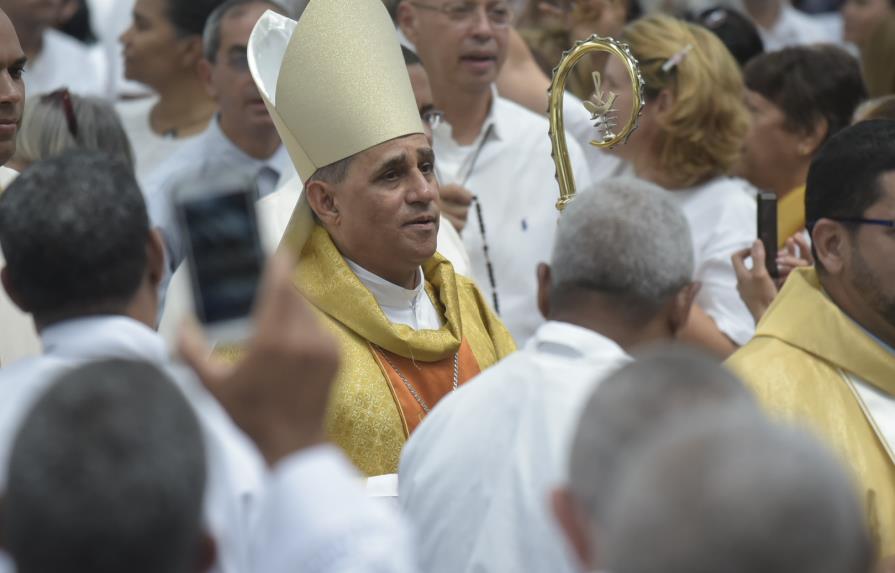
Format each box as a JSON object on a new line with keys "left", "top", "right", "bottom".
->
{"left": 247, "top": 0, "right": 515, "bottom": 477}
{"left": 145, "top": 0, "right": 292, "bottom": 279}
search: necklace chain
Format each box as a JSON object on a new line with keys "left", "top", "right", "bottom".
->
{"left": 472, "top": 196, "right": 500, "bottom": 315}
{"left": 377, "top": 349, "right": 459, "bottom": 414}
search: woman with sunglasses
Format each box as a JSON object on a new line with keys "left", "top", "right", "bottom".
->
{"left": 601, "top": 14, "right": 756, "bottom": 358}
{"left": 8, "top": 89, "right": 133, "bottom": 172}
{"left": 116, "top": 0, "right": 223, "bottom": 182}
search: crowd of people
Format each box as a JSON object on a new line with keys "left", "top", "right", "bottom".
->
{"left": 0, "top": 0, "right": 892, "bottom": 571}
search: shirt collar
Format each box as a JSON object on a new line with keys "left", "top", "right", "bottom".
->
{"left": 435, "top": 85, "right": 505, "bottom": 146}
{"left": 344, "top": 258, "right": 427, "bottom": 313}
{"left": 526, "top": 320, "right": 629, "bottom": 362}
{"left": 206, "top": 115, "right": 290, "bottom": 174}
{"left": 41, "top": 315, "right": 169, "bottom": 365}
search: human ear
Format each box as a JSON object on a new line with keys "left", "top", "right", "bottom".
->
{"left": 304, "top": 181, "right": 340, "bottom": 228}
{"left": 397, "top": 2, "right": 421, "bottom": 46}
{"left": 811, "top": 219, "right": 848, "bottom": 275}
{"left": 0, "top": 266, "right": 28, "bottom": 313}
{"left": 668, "top": 282, "right": 700, "bottom": 336}
{"left": 536, "top": 263, "right": 552, "bottom": 319}
{"left": 147, "top": 229, "right": 166, "bottom": 290}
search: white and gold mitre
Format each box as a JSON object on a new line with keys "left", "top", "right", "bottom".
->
{"left": 248, "top": 0, "right": 423, "bottom": 180}
{"left": 248, "top": 0, "right": 423, "bottom": 252}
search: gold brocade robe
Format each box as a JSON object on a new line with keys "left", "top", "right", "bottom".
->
{"left": 293, "top": 226, "right": 516, "bottom": 476}
{"left": 727, "top": 268, "right": 895, "bottom": 559}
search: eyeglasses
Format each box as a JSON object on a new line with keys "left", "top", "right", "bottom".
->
{"left": 421, "top": 108, "right": 444, "bottom": 130}
{"left": 828, "top": 217, "right": 895, "bottom": 228}
{"left": 41, "top": 88, "right": 78, "bottom": 138}
{"left": 410, "top": 1, "right": 514, "bottom": 27}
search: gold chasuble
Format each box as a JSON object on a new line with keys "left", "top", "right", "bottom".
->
{"left": 294, "top": 226, "right": 514, "bottom": 475}
{"left": 727, "top": 268, "right": 895, "bottom": 558}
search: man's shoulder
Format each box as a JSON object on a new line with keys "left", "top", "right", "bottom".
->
{"left": 727, "top": 335, "right": 835, "bottom": 394}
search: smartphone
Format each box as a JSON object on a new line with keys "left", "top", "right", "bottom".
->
{"left": 175, "top": 171, "right": 264, "bottom": 343}
{"left": 756, "top": 192, "right": 779, "bottom": 279}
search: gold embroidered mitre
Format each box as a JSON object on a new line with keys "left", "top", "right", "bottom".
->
{"left": 247, "top": 0, "right": 424, "bottom": 251}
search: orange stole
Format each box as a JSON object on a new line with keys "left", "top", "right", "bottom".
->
{"left": 371, "top": 338, "right": 481, "bottom": 435}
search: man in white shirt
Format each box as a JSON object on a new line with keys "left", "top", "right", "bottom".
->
{"left": 399, "top": 177, "right": 699, "bottom": 573}
{"left": 0, "top": 0, "right": 102, "bottom": 96}
{"left": 552, "top": 349, "right": 757, "bottom": 571}
{"left": 2, "top": 252, "right": 418, "bottom": 573}
{"left": 145, "top": 0, "right": 291, "bottom": 277}
{"left": 397, "top": 0, "right": 593, "bottom": 345}
{"left": 0, "top": 151, "right": 264, "bottom": 573}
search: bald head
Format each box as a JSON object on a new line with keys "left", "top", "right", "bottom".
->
{"left": 0, "top": 8, "right": 25, "bottom": 166}
{"left": 603, "top": 412, "right": 873, "bottom": 573}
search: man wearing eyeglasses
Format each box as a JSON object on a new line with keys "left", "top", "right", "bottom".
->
{"left": 398, "top": 0, "right": 592, "bottom": 346}
{"left": 144, "top": 0, "right": 292, "bottom": 283}
{"left": 728, "top": 120, "right": 895, "bottom": 566}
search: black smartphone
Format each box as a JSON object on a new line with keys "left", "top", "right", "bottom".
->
{"left": 175, "top": 173, "right": 264, "bottom": 343}
{"left": 757, "top": 192, "right": 779, "bottom": 279}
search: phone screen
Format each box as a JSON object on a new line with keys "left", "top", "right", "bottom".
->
{"left": 756, "top": 192, "right": 779, "bottom": 279}
{"left": 180, "top": 188, "right": 263, "bottom": 325}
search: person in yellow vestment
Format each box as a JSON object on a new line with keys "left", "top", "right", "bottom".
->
{"left": 727, "top": 120, "right": 895, "bottom": 564}
{"left": 245, "top": 0, "right": 515, "bottom": 476}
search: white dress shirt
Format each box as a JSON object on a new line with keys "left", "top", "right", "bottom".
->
{"left": 345, "top": 259, "right": 442, "bottom": 331}
{"left": 758, "top": 4, "right": 832, "bottom": 51}
{"left": 0, "top": 316, "right": 265, "bottom": 573}
{"left": 254, "top": 445, "right": 417, "bottom": 573}
{"left": 116, "top": 96, "right": 204, "bottom": 184}
{"left": 25, "top": 29, "right": 103, "bottom": 97}
{"left": 433, "top": 92, "right": 593, "bottom": 346}
{"left": 0, "top": 168, "right": 40, "bottom": 368}
{"left": 144, "top": 116, "right": 291, "bottom": 274}
{"left": 666, "top": 176, "right": 758, "bottom": 346}
{"left": 399, "top": 320, "right": 630, "bottom": 573}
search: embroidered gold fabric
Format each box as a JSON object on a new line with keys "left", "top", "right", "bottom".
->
{"left": 292, "top": 226, "right": 516, "bottom": 476}
{"left": 727, "top": 268, "right": 895, "bottom": 559}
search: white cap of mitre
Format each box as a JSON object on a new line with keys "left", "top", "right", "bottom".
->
{"left": 247, "top": 0, "right": 424, "bottom": 254}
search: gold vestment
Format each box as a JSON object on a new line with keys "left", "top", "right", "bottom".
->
{"left": 727, "top": 268, "right": 895, "bottom": 558}
{"left": 293, "top": 226, "right": 516, "bottom": 476}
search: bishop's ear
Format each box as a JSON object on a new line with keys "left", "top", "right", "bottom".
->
{"left": 396, "top": 2, "right": 420, "bottom": 46}
{"left": 304, "top": 181, "right": 341, "bottom": 228}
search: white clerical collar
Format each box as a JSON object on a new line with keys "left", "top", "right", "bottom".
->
{"left": 344, "top": 258, "right": 426, "bottom": 312}
{"left": 41, "top": 315, "right": 168, "bottom": 365}
{"left": 527, "top": 320, "right": 628, "bottom": 362}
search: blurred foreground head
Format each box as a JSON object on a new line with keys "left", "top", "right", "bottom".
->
{"left": 1, "top": 359, "right": 212, "bottom": 573}
{"left": 553, "top": 345, "right": 756, "bottom": 569}
{"left": 603, "top": 412, "right": 873, "bottom": 573}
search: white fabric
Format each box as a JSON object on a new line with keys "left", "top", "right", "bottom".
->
{"left": 116, "top": 96, "right": 203, "bottom": 185}
{"left": 433, "top": 93, "right": 593, "bottom": 346}
{"left": 157, "top": 175, "right": 473, "bottom": 349}
{"left": 758, "top": 4, "right": 832, "bottom": 52}
{"left": 144, "top": 116, "right": 291, "bottom": 274}
{"left": 0, "top": 168, "right": 41, "bottom": 368}
{"left": 24, "top": 29, "right": 103, "bottom": 97}
{"left": 399, "top": 320, "right": 630, "bottom": 573}
{"left": 0, "top": 316, "right": 265, "bottom": 573}
{"left": 345, "top": 259, "right": 442, "bottom": 331}
{"left": 665, "top": 177, "right": 758, "bottom": 346}
{"left": 254, "top": 445, "right": 416, "bottom": 573}
{"left": 850, "top": 375, "right": 895, "bottom": 461}
{"left": 0, "top": 248, "right": 41, "bottom": 368}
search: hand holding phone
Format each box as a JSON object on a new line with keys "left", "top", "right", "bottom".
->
{"left": 175, "top": 170, "right": 265, "bottom": 344}
{"left": 756, "top": 192, "right": 779, "bottom": 279}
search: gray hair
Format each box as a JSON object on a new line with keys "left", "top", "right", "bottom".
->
{"left": 603, "top": 411, "right": 873, "bottom": 573}
{"left": 13, "top": 94, "right": 134, "bottom": 170}
{"left": 569, "top": 345, "right": 755, "bottom": 527}
{"left": 203, "top": 0, "right": 290, "bottom": 62}
{"left": 3, "top": 360, "right": 207, "bottom": 573}
{"left": 551, "top": 177, "right": 694, "bottom": 314}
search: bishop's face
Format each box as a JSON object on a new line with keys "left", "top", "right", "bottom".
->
{"left": 322, "top": 133, "right": 440, "bottom": 285}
